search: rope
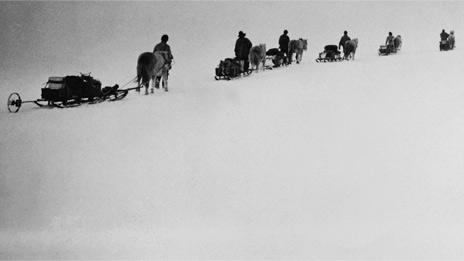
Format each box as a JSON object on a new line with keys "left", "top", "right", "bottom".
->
{"left": 120, "top": 76, "right": 137, "bottom": 88}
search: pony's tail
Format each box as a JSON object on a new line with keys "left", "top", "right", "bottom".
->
{"left": 136, "top": 65, "right": 140, "bottom": 85}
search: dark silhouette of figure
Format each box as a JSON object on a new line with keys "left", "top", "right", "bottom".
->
{"left": 386, "top": 32, "right": 395, "bottom": 52}
{"left": 235, "top": 31, "right": 252, "bottom": 72}
{"left": 279, "top": 30, "right": 290, "bottom": 64}
{"left": 339, "top": 31, "right": 351, "bottom": 52}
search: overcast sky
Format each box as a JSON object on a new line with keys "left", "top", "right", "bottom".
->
{"left": 1, "top": 1, "right": 463, "bottom": 99}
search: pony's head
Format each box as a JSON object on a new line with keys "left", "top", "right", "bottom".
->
{"left": 249, "top": 44, "right": 267, "bottom": 68}
{"left": 250, "top": 44, "right": 266, "bottom": 57}
{"left": 351, "top": 38, "right": 359, "bottom": 49}
{"left": 299, "top": 38, "right": 308, "bottom": 51}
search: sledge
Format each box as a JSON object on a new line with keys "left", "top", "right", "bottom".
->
{"left": 7, "top": 73, "right": 139, "bottom": 113}
{"left": 378, "top": 45, "right": 397, "bottom": 56}
{"left": 440, "top": 39, "right": 454, "bottom": 51}
{"left": 265, "top": 48, "right": 288, "bottom": 68}
{"left": 215, "top": 58, "right": 252, "bottom": 80}
{"left": 316, "top": 45, "right": 345, "bottom": 62}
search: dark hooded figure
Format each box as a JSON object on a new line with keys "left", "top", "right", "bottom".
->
{"left": 386, "top": 32, "right": 394, "bottom": 46}
{"left": 440, "top": 29, "right": 449, "bottom": 41}
{"left": 235, "top": 31, "right": 252, "bottom": 72}
{"left": 386, "top": 32, "right": 395, "bottom": 52}
{"left": 339, "top": 30, "right": 351, "bottom": 51}
{"left": 152, "top": 34, "right": 173, "bottom": 91}
{"left": 153, "top": 34, "right": 174, "bottom": 66}
{"left": 279, "top": 30, "right": 290, "bottom": 62}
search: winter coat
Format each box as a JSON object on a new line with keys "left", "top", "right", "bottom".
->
{"left": 279, "top": 34, "right": 290, "bottom": 52}
{"left": 440, "top": 31, "right": 450, "bottom": 41}
{"left": 153, "top": 42, "right": 173, "bottom": 63}
{"left": 339, "top": 34, "right": 351, "bottom": 50}
{"left": 235, "top": 36, "right": 252, "bottom": 60}
{"left": 386, "top": 35, "right": 395, "bottom": 46}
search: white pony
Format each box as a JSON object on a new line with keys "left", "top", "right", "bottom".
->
{"left": 249, "top": 44, "right": 267, "bottom": 71}
{"left": 344, "top": 38, "right": 358, "bottom": 60}
{"left": 289, "top": 38, "right": 308, "bottom": 64}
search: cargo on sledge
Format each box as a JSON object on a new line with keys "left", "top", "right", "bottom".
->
{"left": 215, "top": 58, "right": 251, "bottom": 80}
{"left": 316, "top": 45, "right": 344, "bottom": 62}
{"left": 378, "top": 45, "right": 397, "bottom": 55}
{"left": 7, "top": 73, "right": 137, "bottom": 113}
{"left": 440, "top": 39, "right": 455, "bottom": 51}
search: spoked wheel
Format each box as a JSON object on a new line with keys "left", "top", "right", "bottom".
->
{"left": 7, "top": 92, "right": 22, "bottom": 113}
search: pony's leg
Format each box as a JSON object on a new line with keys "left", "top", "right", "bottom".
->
{"left": 136, "top": 76, "right": 142, "bottom": 92}
{"left": 150, "top": 75, "right": 155, "bottom": 93}
{"left": 162, "top": 73, "right": 168, "bottom": 92}
{"left": 136, "top": 67, "right": 141, "bottom": 92}
{"left": 163, "top": 79, "right": 168, "bottom": 92}
{"left": 144, "top": 79, "right": 149, "bottom": 94}
{"left": 154, "top": 76, "right": 161, "bottom": 89}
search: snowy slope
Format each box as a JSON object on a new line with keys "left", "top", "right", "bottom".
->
{"left": 2, "top": 48, "right": 464, "bottom": 259}
{"left": 2, "top": 1, "right": 464, "bottom": 259}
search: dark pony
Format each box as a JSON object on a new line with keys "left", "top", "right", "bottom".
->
{"left": 136, "top": 52, "right": 169, "bottom": 94}
{"left": 394, "top": 35, "right": 402, "bottom": 50}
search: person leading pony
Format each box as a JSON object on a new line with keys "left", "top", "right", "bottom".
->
{"left": 152, "top": 34, "right": 174, "bottom": 92}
